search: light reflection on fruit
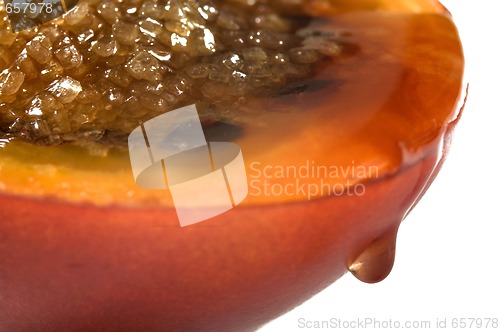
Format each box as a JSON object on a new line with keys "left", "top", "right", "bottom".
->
{"left": 0, "top": 0, "right": 465, "bottom": 331}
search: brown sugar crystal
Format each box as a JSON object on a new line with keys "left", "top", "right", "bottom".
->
{"left": 0, "top": 0, "right": 341, "bottom": 148}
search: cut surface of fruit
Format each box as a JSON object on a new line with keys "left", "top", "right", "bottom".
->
{"left": 0, "top": 1, "right": 466, "bottom": 332}
{"left": 0, "top": 0, "right": 464, "bottom": 206}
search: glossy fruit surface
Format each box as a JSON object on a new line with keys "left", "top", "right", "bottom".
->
{"left": 0, "top": 0, "right": 465, "bottom": 331}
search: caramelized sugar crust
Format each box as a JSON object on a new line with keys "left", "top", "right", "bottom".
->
{"left": 0, "top": 0, "right": 343, "bottom": 147}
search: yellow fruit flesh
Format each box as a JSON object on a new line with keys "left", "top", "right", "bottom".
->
{"left": 0, "top": 5, "right": 463, "bottom": 207}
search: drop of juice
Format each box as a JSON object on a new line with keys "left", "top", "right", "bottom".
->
{"left": 348, "top": 226, "right": 399, "bottom": 284}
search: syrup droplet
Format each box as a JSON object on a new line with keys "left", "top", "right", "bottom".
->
{"left": 348, "top": 225, "right": 399, "bottom": 284}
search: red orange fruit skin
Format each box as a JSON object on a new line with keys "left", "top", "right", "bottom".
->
{"left": 0, "top": 132, "right": 462, "bottom": 332}
{"left": 0, "top": 2, "right": 465, "bottom": 331}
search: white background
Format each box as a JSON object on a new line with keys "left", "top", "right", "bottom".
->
{"left": 260, "top": 1, "right": 500, "bottom": 331}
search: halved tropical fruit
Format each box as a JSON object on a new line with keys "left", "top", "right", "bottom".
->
{"left": 0, "top": 0, "right": 465, "bottom": 331}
